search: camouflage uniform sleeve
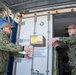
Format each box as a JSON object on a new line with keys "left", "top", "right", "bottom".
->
{"left": 58, "top": 41, "right": 68, "bottom": 48}
{"left": 0, "top": 37, "right": 23, "bottom": 53}
{"left": 58, "top": 35, "right": 76, "bottom": 45}
{"left": 0, "top": 30, "right": 24, "bottom": 58}
{"left": 10, "top": 52, "right": 24, "bottom": 58}
{"left": 1, "top": 40, "right": 24, "bottom": 57}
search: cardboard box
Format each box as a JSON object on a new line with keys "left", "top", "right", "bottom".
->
{"left": 30, "top": 35, "right": 46, "bottom": 46}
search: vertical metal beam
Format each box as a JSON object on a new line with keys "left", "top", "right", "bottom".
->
{"left": 46, "top": 12, "right": 50, "bottom": 75}
{"left": 31, "top": 14, "right": 37, "bottom": 75}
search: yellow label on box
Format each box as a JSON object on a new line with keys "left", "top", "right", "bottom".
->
{"left": 31, "top": 37, "right": 38, "bottom": 43}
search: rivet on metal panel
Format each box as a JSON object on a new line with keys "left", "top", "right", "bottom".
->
{"left": 17, "top": 39, "right": 23, "bottom": 43}
{"left": 48, "top": 12, "right": 50, "bottom": 20}
{"left": 31, "top": 68, "right": 34, "bottom": 71}
{"left": 34, "top": 14, "right": 37, "bottom": 22}
{"left": 46, "top": 70, "right": 49, "bottom": 72}
{"left": 33, "top": 32, "right": 36, "bottom": 34}
{"left": 47, "top": 31, "right": 50, "bottom": 33}
{"left": 71, "top": 8, "right": 74, "bottom": 12}
{"left": 14, "top": 58, "right": 22, "bottom": 63}
{"left": 56, "top": 11, "right": 58, "bottom": 14}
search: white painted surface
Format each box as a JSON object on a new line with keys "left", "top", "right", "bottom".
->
{"left": 16, "top": 13, "right": 53, "bottom": 75}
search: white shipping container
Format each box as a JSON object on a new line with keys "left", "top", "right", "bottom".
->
{"left": 14, "top": 12, "right": 57, "bottom": 75}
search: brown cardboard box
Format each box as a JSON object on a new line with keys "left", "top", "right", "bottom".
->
{"left": 30, "top": 35, "right": 46, "bottom": 46}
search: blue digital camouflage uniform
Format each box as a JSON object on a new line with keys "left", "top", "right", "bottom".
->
{"left": 0, "top": 30, "right": 23, "bottom": 75}
{"left": 58, "top": 34, "right": 76, "bottom": 75}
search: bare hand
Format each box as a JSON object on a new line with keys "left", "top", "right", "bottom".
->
{"left": 24, "top": 54, "right": 32, "bottom": 59}
{"left": 48, "top": 38, "right": 59, "bottom": 45}
{"left": 52, "top": 42, "right": 59, "bottom": 48}
{"left": 24, "top": 45, "right": 33, "bottom": 54}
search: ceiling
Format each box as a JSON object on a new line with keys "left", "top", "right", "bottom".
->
{"left": 1, "top": 0, "right": 76, "bottom": 13}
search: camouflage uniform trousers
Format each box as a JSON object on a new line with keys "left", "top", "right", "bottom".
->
{"left": 69, "top": 65, "right": 76, "bottom": 75}
{"left": 0, "top": 73, "right": 7, "bottom": 75}
{"left": 68, "top": 51, "right": 76, "bottom": 75}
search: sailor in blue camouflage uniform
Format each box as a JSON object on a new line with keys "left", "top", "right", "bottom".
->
{"left": 49, "top": 25, "right": 76, "bottom": 75}
{"left": 0, "top": 23, "right": 33, "bottom": 75}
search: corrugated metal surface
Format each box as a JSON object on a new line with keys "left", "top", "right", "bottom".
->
{"left": 1, "top": 0, "right": 76, "bottom": 12}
